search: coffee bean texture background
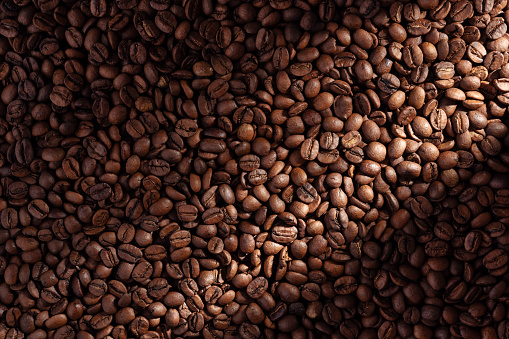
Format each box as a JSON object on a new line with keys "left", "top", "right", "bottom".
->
{"left": 0, "top": 0, "right": 508, "bottom": 338}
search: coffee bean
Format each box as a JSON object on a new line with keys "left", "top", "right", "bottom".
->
{"left": 246, "top": 277, "right": 268, "bottom": 299}
{"left": 296, "top": 183, "right": 318, "bottom": 204}
{"left": 486, "top": 17, "right": 507, "bottom": 40}
{"left": 429, "top": 108, "right": 448, "bottom": 130}
{"left": 207, "top": 79, "right": 229, "bottom": 99}
{"left": 483, "top": 249, "right": 508, "bottom": 270}
{"left": 0, "top": 19, "right": 19, "bottom": 38}
{"left": 50, "top": 86, "right": 72, "bottom": 107}
{"left": 118, "top": 244, "right": 142, "bottom": 263}
{"left": 27, "top": 199, "right": 49, "bottom": 219}
{"left": 300, "top": 138, "right": 319, "bottom": 161}
{"left": 271, "top": 225, "right": 298, "bottom": 244}
{"left": 334, "top": 276, "right": 358, "bottom": 295}
{"left": 89, "top": 183, "right": 112, "bottom": 201}
{"left": 425, "top": 239, "right": 449, "bottom": 257}
{"left": 378, "top": 73, "right": 400, "bottom": 93}
{"left": 177, "top": 205, "right": 199, "bottom": 222}
{"left": 402, "top": 45, "right": 424, "bottom": 68}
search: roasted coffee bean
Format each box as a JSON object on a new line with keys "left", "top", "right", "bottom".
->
{"left": 169, "top": 230, "right": 192, "bottom": 248}
{"left": 271, "top": 225, "right": 298, "bottom": 244}
{"left": 118, "top": 244, "right": 143, "bottom": 263}
{"left": 89, "top": 183, "right": 112, "bottom": 201}
{"left": 378, "top": 73, "right": 400, "bottom": 93}
{"left": 300, "top": 138, "right": 319, "bottom": 161}
{"left": 28, "top": 199, "right": 49, "bottom": 219}
{"left": 334, "top": 276, "right": 358, "bottom": 295}
{"left": 483, "top": 249, "right": 508, "bottom": 270}
{"left": 296, "top": 183, "right": 318, "bottom": 204}
{"left": 246, "top": 277, "right": 268, "bottom": 299}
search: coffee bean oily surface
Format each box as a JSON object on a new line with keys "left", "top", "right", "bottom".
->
{"left": 1, "top": 0, "right": 509, "bottom": 338}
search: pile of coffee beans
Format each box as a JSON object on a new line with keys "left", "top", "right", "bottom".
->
{"left": 1, "top": 0, "right": 509, "bottom": 338}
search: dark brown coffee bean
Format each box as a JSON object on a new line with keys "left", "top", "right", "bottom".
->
{"left": 118, "top": 244, "right": 143, "bottom": 263}
{"left": 0, "top": 19, "right": 19, "bottom": 38}
{"left": 50, "top": 86, "right": 72, "bottom": 107}
{"left": 246, "top": 277, "right": 268, "bottom": 299}
{"left": 378, "top": 73, "right": 400, "bottom": 93}
{"left": 89, "top": 183, "right": 112, "bottom": 201}
{"left": 486, "top": 17, "right": 507, "bottom": 40}
{"left": 334, "top": 276, "right": 358, "bottom": 295}
{"left": 425, "top": 239, "right": 449, "bottom": 257}
{"left": 300, "top": 138, "right": 319, "bottom": 161}
{"left": 402, "top": 45, "right": 424, "bottom": 68}
{"left": 177, "top": 205, "right": 199, "bottom": 222}
{"left": 271, "top": 225, "right": 298, "bottom": 244}
{"left": 273, "top": 47, "right": 290, "bottom": 70}
{"left": 296, "top": 183, "right": 318, "bottom": 204}
{"left": 28, "top": 199, "right": 49, "bottom": 219}
{"left": 483, "top": 249, "right": 508, "bottom": 270}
